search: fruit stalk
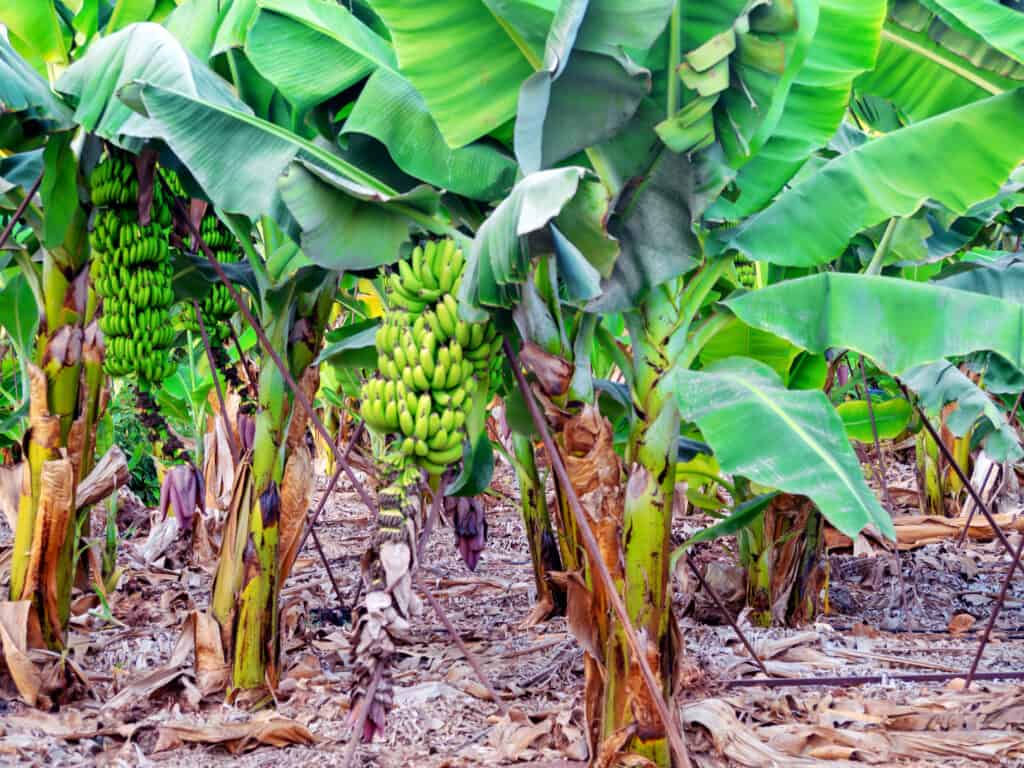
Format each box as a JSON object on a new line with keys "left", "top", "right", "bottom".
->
{"left": 511, "top": 433, "right": 563, "bottom": 615}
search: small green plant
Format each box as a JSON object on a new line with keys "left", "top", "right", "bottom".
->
{"left": 97, "top": 382, "right": 160, "bottom": 507}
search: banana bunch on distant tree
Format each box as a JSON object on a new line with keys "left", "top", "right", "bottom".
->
{"left": 735, "top": 256, "right": 757, "bottom": 289}
{"left": 349, "top": 238, "right": 500, "bottom": 741}
{"left": 359, "top": 239, "right": 502, "bottom": 473}
{"left": 90, "top": 151, "right": 175, "bottom": 383}
{"left": 179, "top": 213, "right": 241, "bottom": 344}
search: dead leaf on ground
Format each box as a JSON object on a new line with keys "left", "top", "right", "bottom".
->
{"left": 948, "top": 613, "right": 976, "bottom": 634}
{"left": 153, "top": 712, "right": 316, "bottom": 754}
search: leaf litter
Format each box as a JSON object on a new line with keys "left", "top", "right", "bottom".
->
{"left": 0, "top": 451, "right": 1022, "bottom": 766}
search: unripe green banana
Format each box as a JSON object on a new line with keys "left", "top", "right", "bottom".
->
{"left": 436, "top": 301, "right": 456, "bottom": 338}
{"left": 412, "top": 365, "right": 430, "bottom": 391}
{"left": 427, "top": 443, "right": 463, "bottom": 465}
{"left": 399, "top": 405, "right": 415, "bottom": 437}
{"left": 419, "top": 346, "right": 436, "bottom": 378}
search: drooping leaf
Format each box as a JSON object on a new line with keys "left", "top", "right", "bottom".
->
{"left": 923, "top": 0, "right": 1024, "bottom": 65}
{"left": 931, "top": 252, "right": 1024, "bottom": 302}
{"left": 0, "top": 37, "right": 73, "bottom": 146}
{"left": 671, "top": 493, "right": 778, "bottom": 563}
{"left": 574, "top": 0, "right": 673, "bottom": 52}
{"left": 728, "top": 273, "right": 1024, "bottom": 374}
{"left": 368, "top": 0, "right": 534, "bottom": 148}
{"left": 283, "top": 159, "right": 441, "bottom": 271}
{"left": 0, "top": 272, "right": 39, "bottom": 360}
{"left": 0, "top": 273, "right": 39, "bottom": 423}
{"left": 39, "top": 131, "right": 78, "bottom": 249}
{"left": 343, "top": 69, "right": 518, "bottom": 200}
{"left": 445, "top": 434, "right": 494, "bottom": 498}
{"left": 513, "top": 0, "right": 587, "bottom": 174}
{"left": 58, "top": 24, "right": 417, "bottom": 249}
{"left": 278, "top": 163, "right": 415, "bottom": 271}
{"left": 459, "top": 167, "right": 589, "bottom": 319}
{"left": 902, "top": 361, "right": 1022, "bottom": 461}
{"left": 856, "top": 3, "right": 1024, "bottom": 123}
{"left": 836, "top": 398, "right": 912, "bottom": 443}
{"left": 674, "top": 358, "right": 894, "bottom": 540}
{"left": 588, "top": 149, "right": 699, "bottom": 312}
{"left": 724, "top": 91, "right": 1024, "bottom": 266}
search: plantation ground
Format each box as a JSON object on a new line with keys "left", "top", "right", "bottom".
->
{"left": 2, "top": 452, "right": 1024, "bottom": 767}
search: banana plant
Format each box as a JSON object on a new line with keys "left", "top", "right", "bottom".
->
{"left": 0, "top": 35, "right": 100, "bottom": 649}
{"left": 52, "top": 9, "right": 506, "bottom": 696}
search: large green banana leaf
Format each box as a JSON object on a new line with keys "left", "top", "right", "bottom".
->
{"left": 0, "top": 38, "right": 73, "bottom": 146}
{"left": 674, "top": 358, "right": 894, "bottom": 540}
{"left": 923, "top": 0, "right": 1024, "bottom": 64}
{"left": 707, "top": 0, "right": 886, "bottom": 219}
{"left": 727, "top": 273, "right": 1024, "bottom": 374}
{"left": 343, "top": 69, "right": 518, "bottom": 201}
{"left": 723, "top": 91, "right": 1024, "bottom": 266}
{"left": 245, "top": 0, "right": 394, "bottom": 114}
{"left": 368, "top": 0, "right": 534, "bottom": 148}
{"left": 57, "top": 23, "right": 440, "bottom": 269}
{"left": 855, "top": 0, "right": 1024, "bottom": 122}
{"left": 0, "top": 0, "right": 67, "bottom": 66}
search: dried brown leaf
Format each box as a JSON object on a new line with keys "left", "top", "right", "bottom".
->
{"left": 154, "top": 713, "right": 316, "bottom": 754}
{"left": 278, "top": 443, "right": 314, "bottom": 583}
{"left": 75, "top": 446, "right": 129, "bottom": 510}
{"left": 0, "top": 462, "right": 20, "bottom": 531}
{"left": 194, "top": 611, "right": 229, "bottom": 696}
{"left": 0, "top": 601, "right": 40, "bottom": 705}
{"left": 520, "top": 341, "right": 573, "bottom": 398}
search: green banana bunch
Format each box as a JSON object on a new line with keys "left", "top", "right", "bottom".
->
{"left": 89, "top": 152, "right": 177, "bottom": 383}
{"left": 735, "top": 257, "right": 756, "bottom": 289}
{"left": 178, "top": 213, "right": 242, "bottom": 343}
{"left": 359, "top": 239, "right": 502, "bottom": 475}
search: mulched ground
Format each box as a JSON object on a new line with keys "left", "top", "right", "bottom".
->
{"left": 2, "top": 450, "right": 1024, "bottom": 767}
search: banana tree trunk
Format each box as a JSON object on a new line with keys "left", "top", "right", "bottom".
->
{"left": 211, "top": 285, "right": 331, "bottom": 693}
{"left": 511, "top": 432, "right": 564, "bottom": 618}
{"left": 11, "top": 255, "right": 99, "bottom": 649}
{"left": 744, "top": 494, "right": 826, "bottom": 626}
{"left": 600, "top": 288, "right": 679, "bottom": 765}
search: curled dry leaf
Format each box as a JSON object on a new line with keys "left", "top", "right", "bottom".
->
{"left": 0, "top": 601, "right": 41, "bottom": 706}
{"left": 278, "top": 443, "right": 314, "bottom": 584}
{"left": 0, "top": 462, "right": 21, "bottom": 531}
{"left": 193, "top": 611, "right": 229, "bottom": 695}
{"left": 203, "top": 411, "right": 235, "bottom": 512}
{"left": 519, "top": 341, "right": 573, "bottom": 399}
{"left": 75, "top": 445, "right": 129, "bottom": 510}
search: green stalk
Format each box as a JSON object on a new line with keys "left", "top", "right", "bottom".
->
{"left": 511, "top": 433, "right": 563, "bottom": 613}
{"left": 226, "top": 279, "right": 333, "bottom": 691}
{"left": 230, "top": 309, "right": 291, "bottom": 690}
{"left": 865, "top": 217, "right": 900, "bottom": 275}
{"left": 600, "top": 286, "right": 679, "bottom": 763}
